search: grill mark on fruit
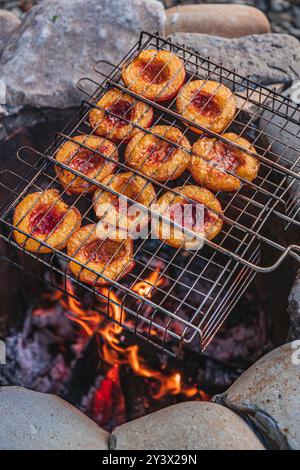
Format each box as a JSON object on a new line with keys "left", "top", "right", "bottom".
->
{"left": 204, "top": 209, "right": 219, "bottom": 226}
{"left": 82, "top": 239, "right": 126, "bottom": 264}
{"left": 192, "top": 92, "right": 220, "bottom": 119}
{"left": 106, "top": 100, "right": 133, "bottom": 127}
{"left": 139, "top": 60, "right": 167, "bottom": 84}
{"left": 169, "top": 202, "right": 218, "bottom": 232}
{"left": 29, "top": 204, "right": 64, "bottom": 235}
{"left": 70, "top": 147, "right": 108, "bottom": 174}
{"left": 211, "top": 141, "right": 241, "bottom": 172}
{"left": 146, "top": 141, "right": 175, "bottom": 164}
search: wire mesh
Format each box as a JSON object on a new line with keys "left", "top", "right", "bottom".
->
{"left": 0, "top": 31, "right": 299, "bottom": 356}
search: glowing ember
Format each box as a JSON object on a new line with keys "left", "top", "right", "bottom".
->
{"left": 92, "top": 365, "right": 125, "bottom": 428}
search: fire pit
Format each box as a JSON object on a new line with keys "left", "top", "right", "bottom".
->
{"left": 0, "top": 31, "right": 299, "bottom": 448}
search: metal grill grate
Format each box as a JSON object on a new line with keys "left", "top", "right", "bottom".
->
{"left": 0, "top": 31, "right": 299, "bottom": 357}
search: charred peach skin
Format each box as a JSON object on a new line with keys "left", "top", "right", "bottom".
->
{"left": 155, "top": 185, "right": 223, "bottom": 250}
{"left": 89, "top": 89, "right": 154, "bottom": 143}
{"left": 13, "top": 189, "right": 81, "bottom": 253}
{"left": 93, "top": 172, "right": 156, "bottom": 240}
{"left": 55, "top": 135, "right": 118, "bottom": 195}
{"left": 122, "top": 50, "right": 185, "bottom": 102}
{"left": 125, "top": 125, "right": 191, "bottom": 182}
{"left": 67, "top": 224, "right": 135, "bottom": 286}
{"left": 176, "top": 80, "right": 236, "bottom": 134}
{"left": 191, "top": 133, "right": 260, "bottom": 192}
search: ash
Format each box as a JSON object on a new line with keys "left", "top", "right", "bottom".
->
{"left": 206, "top": 291, "right": 273, "bottom": 367}
{"left": 0, "top": 304, "right": 83, "bottom": 394}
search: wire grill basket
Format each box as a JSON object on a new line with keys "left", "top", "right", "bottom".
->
{"left": 0, "top": 31, "right": 299, "bottom": 357}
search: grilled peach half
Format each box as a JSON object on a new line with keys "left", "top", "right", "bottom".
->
{"left": 67, "top": 224, "right": 135, "bottom": 286}
{"left": 154, "top": 185, "right": 223, "bottom": 250}
{"left": 93, "top": 172, "right": 156, "bottom": 240}
{"left": 55, "top": 135, "right": 118, "bottom": 195}
{"left": 122, "top": 49, "right": 185, "bottom": 102}
{"left": 125, "top": 125, "right": 191, "bottom": 182}
{"left": 176, "top": 80, "right": 236, "bottom": 134}
{"left": 13, "top": 188, "right": 81, "bottom": 253}
{"left": 89, "top": 88, "right": 154, "bottom": 143}
{"left": 191, "top": 133, "right": 260, "bottom": 192}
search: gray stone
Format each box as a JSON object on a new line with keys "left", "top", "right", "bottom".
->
{"left": 111, "top": 401, "right": 265, "bottom": 450}
{"left": 288, "top": 27, "right": 300, "bottom": 38}
{"left": 0, "top": 386, "right": 109, "bottom": 449}
{"left": 0, "top": 118, "right": 6, "bottom": 140}
{"left": 294, "top": 6, "right": 300, "bottom": 29}
{"left": 213, "top": 342, "right": 300, "bottom": 450}
{"left": 288, "top": 270, "right": 300, "bottom": 341}
{"left": 0, "top": 0, "right": 166, "bottom": 114}
{"left": 271, "top": 0, "right": 290, "bottom": 13}
{"left": 258, "top": 86, "right": 300, "bottom": 221}
{"left": 170, "top": 33, "right": 300, "bottom": 85}
{"left": 0, "top": 10, "right": 20, "bottom": 56}
{"left": 258, "top": 86, "right": 300, "bottom": 166}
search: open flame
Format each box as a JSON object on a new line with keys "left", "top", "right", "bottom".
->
{"left": 132, "top": 270, "right": 164, "bottom": 299}
{"left": 36, "top": 270, "right": 208, "bottom": 407}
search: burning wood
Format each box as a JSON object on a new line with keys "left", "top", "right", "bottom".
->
{"left": 0, "top": 269, "right": 273, "bottom": 432}
{"left": 91, "top": 365, "right": 126, "bottom": 430}
{"left": 58, "top": 277, "right": 204, "bottom": 405}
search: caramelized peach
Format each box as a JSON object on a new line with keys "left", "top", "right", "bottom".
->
{"left": 122, "top": 50, "right": 185, "bottom": 102}
{"left": 155, "top": 185, "right": 223, "bottom": 249}
{"left": 191, "top": 133, "right": 260, "bottom": 192}
{"left": 13, "top": 189, "right": 81, "bottom": 253}
{"left": 176, "top": 80, "right": 236, "bottom": 134}
{"left": 67, "top": 224, "right": 135, "bottom": 285}
{"left": 55, "top": 135, "right": 118, "bottom": 194}
{"left": 89, "top": 88, "right": 154, "bottom": 142}
{"left": 125, "top": 125, "right": 191, "bottom": 182}
{"left": 93, "top": 172, "right": 156, "bottom": 239}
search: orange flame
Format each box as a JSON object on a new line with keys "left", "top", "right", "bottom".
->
{"left": 51, "top": 274, "right": 203, "bottom": 400}
{"left": 132, "top": 271, "right": 164, "bottom": 299}
{"left": 61, "top": 282, "right": 100, "bottom": 337}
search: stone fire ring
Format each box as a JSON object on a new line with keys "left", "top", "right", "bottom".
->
{"left": 0, "top": 342, "right": 299, "bottom": 450}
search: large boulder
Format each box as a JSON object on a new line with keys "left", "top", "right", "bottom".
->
{"left": 111, "top": 401, "right": 265, "bottom": 450}
{"left": 213, "top": 342, "right": 300, "bottom": 450}
{"left": 0, "top": 0, "right": 166, "bottom": 114}
{"left": 258, "top": 86, "right": 300, "bottom": 168}
{"left": 170, "top": 33, "right": 300, "bottom": 85}
{"left": 0, "top": 10, "right": 20, "bottom": 57}
{"left": 258, "top": 86, "right": 300, "bottom": 223}
{"left": 165, "top": 4, "right": 270, "bottom": 37}
{"left": 0, "top": 386, "right": 109, "bottom": 449}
